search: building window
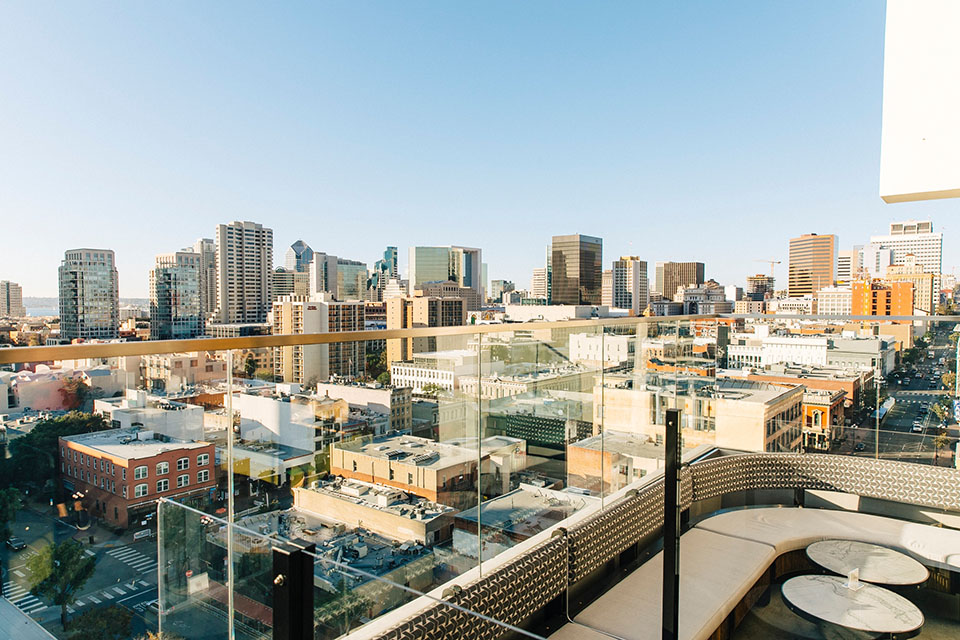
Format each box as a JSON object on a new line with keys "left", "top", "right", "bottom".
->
{"left": 114, "top": 506, "right": 118, "bottom": 520}
{"left": 197, "top": 453, "right": 209, "bottom": 466}
{"left": 389, "top": 468, "right": 395, "bottom": 480}
{"left": 352, "top": 461, "right": 357, "bottom": 472}
{"left": 197, "top": 470, "right": 210, "bottom": 483}
{"left": 122, "top": 486, "right": 127, "bottom": 498}
{"left": 407, "top": 473, "right": 413, "bottom": 484}
{"left": 100, "top": 460, "right": 105, "bottom": 471}
{"left": 157, "top": 479, "right": 169, "bottom": 493}
{"left": 134, "top": 484, "right": 148, "bottom": 498}
{"left": 177, "top": 474, "right": 189, "bottom": 488}
{"left": 176, "top": 457, "right": 189, "bottom": 471}
{"left": 122, "top": 468, "right": 127, "bottom": 480}
{"left": 134, "top": 465, "right": 148, "bottom": 480}
{"left": 156, "top": 461, "right": 169, "bottom": 476}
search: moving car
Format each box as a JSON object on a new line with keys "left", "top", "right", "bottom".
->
{"left": 912, "top": 425, "right": 924, "bottom": 433}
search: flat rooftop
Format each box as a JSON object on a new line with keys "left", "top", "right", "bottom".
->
{"left": 571, "top": 431, "right": 665, "bottom": 460}
{"left": 336, "top": 434, "right": 523, "bottom": 469}
{"left": 300, "top": 478, "right": 455, "bottom": 523}
{"left": 455, "top": 484, "right": 596, "bottom": 536}
{"left": 63, "top": 427, "right": 208, "bottom": 459}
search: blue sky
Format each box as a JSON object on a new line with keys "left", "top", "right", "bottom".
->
{"left": 1, "top": 1, "right": 956, "bottom": 298}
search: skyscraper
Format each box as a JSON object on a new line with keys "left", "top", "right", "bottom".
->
{"left": 549, "top": 234, "right": 602, "bottom": 305}
{"left": 654, "top": 262, "right": 705, "bottom": 300}
{"left": 611, "top": 257, "right": 649, "bottom": 314}
{"left": 367, "top": 246, "right": 399, "bottom": 301}
{"left": 408, "top": 246, "right": 483, "bottom": 295}
{"left": 150, "top": 251, "right": 202, "bottom": 340}
{"left": 0, "top": 281, "right": 25, "bottom": 318}
{"left": 191, "top": 238, "right": 217, "bottom": 319}
{"left": 869, "top": 220, "right": 943, "bottom": 290}
{"left": 386, "top": 296, "right": 466, "bottom": 367}
{"left": 284, "top": 240, "right": 314, "bottom": 273}
{"left": 59, "top": 248, "right": 119, "bottom": 340}
{"left": 835, "top": 246, "right": 863, "bottom": 285}
{"left": 787, "top": 234, "right": 836, "bottom": 297}
{"left": 531, "top": 268, "right": 549, "bottom": 299}
{"left": 214, "top": 221, "right": 273, "bottom": 324}
{"left": 308, "top": 252, "right": 339, "bottom": 297}
{"left": 336, "top": 258, "right": 368, "bottom": 300}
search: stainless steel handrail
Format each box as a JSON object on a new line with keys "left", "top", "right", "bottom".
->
{"left": 0, "top": 314, "right": 721, "bottom": 363}
{"left": 1, "top": 312, "right": 954, "bottom": 364}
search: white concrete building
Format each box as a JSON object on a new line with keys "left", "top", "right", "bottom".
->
{"left": 870, "top": 220, "right": 943, "bottom": 289}
{"left": 94, "top": 390, "right": 204, "bottom": 441}
{"left": 767, "top": 296, "right": 816, "bottom": 315}
{"left": 315, "top": 382, "right": 412, "bottom": 433}
{"left": 816, "top": 287, "right": 852, "bottom": 316}
{"left": 569, "top": 333, "right": 633, "bottom": 367}
{"left": 611, "top": 257, "right": 649, "bottom": 314}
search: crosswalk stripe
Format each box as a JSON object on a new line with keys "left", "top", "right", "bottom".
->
{"left": 66, "top": 606, "right": 74, "bottom": 614}
{"left": 131, "top": 560, "right": 157, "bottom": 570}
{"left": 14, "top": 596, "right": 40, "bottom": 607}
{"left": 101, "top": 592, "right": 113, "bottom": 600}
{"left": 7, "top": 588, "right": 28, "bottom": 599}
{"left": 138, "top": 580, "right": 149, "bottom": 587}
{"left": 13, "top": 570, "right": 25, "bottom": 578}
{"left": 74, "top": 599, "right": 85, "bottom": 607}
{"left": 88, "top": 595, "right": 101, "bottom": 604}
{"left": 22, "top": 602, "right": 47, "bottom": 614}
{"left": 84, "top": 549, "right": 95, "bottom": 557}
{"left": 112, "top": 587, "right": 126, "bottom": 595}
{"left": 110, "top": 549, "right": 140, "bottom": 560}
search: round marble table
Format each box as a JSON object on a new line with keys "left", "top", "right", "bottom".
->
{"left": 781, "top": 575, "right": 924, "bottom": 637}
{"left": 806, "top": 540, "right": 929, "bottom": 586}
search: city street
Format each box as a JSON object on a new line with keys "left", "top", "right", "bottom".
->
{"left": 844, "top": 328, "right": 958, "bottom": 466}
{"left": 1, "top": 503, "right": 160, "bottom": 638}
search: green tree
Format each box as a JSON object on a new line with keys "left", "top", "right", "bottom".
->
{"left": 931, "top": 403, "right": 948, "bottom": 423}
{"left": 421, "top": 383, "right": 444, "bottom": 398}
{"left": 254, "top": 368, "right": 275, "bottom": 382}
{"left": 28, "top": 540, "right": 96, "bottom": 630}
{"left": 244, "top": 354, "right": 257, "bottom": 379}
{"left": 933, "top": 434, "right": 952, "bottom": 464}
{"left": 949, "top": 332, "right": 960, "bottom": 345}
{"left": 67, "top": 604, "right": 132, "bottom": 640}
{"left": 133, "top": 633, "right": 185, "bottom": 640}
{"left": 0, "top": 412, "right": 109, "bottom": 492}
{"left": 376, "top": 371, "right": 390, "bottom": 386}
{"left": 0, "top": 488, "right": 23, "bottom": 589}
{"left": 365, "top": 351, "right": 387, "bottom": 380}
{"left": 942, "top": 372, "right": 956, "bottom": 392}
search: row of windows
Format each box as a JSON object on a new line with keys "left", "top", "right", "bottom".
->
{"left": 133, "top": 453, "right": 209, "bottom": 479}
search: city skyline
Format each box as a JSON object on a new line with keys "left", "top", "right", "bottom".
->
{"left": 3, "top": 3, "right": 960, "bottom": 298}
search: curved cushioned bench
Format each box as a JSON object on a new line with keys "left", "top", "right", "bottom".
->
{"left": 696, "top": 507, "right": 960, "bottom": 572}
{"left": 548, "top": 508, "right": 960, "bottom": 640}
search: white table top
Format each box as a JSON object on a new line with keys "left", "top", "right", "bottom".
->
{"left": 807, "top": 539, "right": 929, "bottom": 585}
{"left": 781, "top": 575, "right": 924, "bottom": 635}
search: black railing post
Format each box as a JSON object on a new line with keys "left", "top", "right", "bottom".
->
{"left": 662, "top": 408, "right": 681, "bottom": 640}
{"left": 273, "top": 542, "right": 316, "bottom": 640}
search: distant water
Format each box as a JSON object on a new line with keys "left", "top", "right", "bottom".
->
{"left": 27, "top": 307, "right": 58, "bottom": 317}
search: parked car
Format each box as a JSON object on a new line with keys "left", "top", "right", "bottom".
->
{"left": 5, "top": 537, "right": 26, "bottom": 551}
{"left": 854, "top": 442, "right": 866, "bottom": 452}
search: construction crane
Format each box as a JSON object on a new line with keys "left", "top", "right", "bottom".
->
{"left": 754, "top": 259, "right": 781, "bottom": 278}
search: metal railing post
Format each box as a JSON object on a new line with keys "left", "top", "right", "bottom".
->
{"left": 272, "top": 542, "right": 316, "bottom": 640}
{"left": 662, "top": 408, "right": 681, "bottom": 640}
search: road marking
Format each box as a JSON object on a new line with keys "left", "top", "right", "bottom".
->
{"left": 74, "top": 599, "right": 84, "bottom": 607}
{"left": 138, "top": 580, "right": 149, "bottom": 587}
{"left": 88, "top": 595, "right": 101, "bottom": 604}
{"left": 22, "top": 602, "right": 47, "bottom": 614}
{"left": 101, "top": 591, "right": 114, "bottom": 600}
{"left": 13, "top": 570, "right": 25, "bottom": 578}
{"left": 131, "top": 560, "right": 157, "bottom": 570}
{"left": 84, "top": 549, "right": 95, "bottom": 557}
{"left": 66, "top": 606, "right": 75, "bottom": 614}
{"left": 112, "top": 587, "right": 126, "bottom": 595}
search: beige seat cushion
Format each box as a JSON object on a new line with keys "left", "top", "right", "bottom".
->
{"left": 549, "top": 528, "right": 776, "bottom": 640}
{"left": 695, "top": 507, "right": 960, "bottom": 570}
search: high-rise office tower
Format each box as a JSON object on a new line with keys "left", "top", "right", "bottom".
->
{"left": 869, "top": 220, "right": 943, "bottom": 290}
{"left": 549, "top": 234, "right": 602, "bottom": 305}
{"left": 860, "top": 243, "right": 894, "bottom": 279}
{"left": 59, "top": 248, "right": 119, "bottom": 340}
{"left": 191, "top": 238, "right": 217, "bottom": 319}
{"left": 150, "top": 251, "right": 203, "bottom": 340}
{"left": 601, "top": 270, "right": 613, "bottom": 307}
{"left": 654, "top": 262, "right": 705, "bottom": 300}
{"left": 214, "top": 221, "right": 273, "bottom": 324}
{"left": 531, "top": 268, "right": 549, "bottom": 299}
{"left": 787, "top": 234, "right": 836, "bottom": 297}
{"left": 284, "top": 240, "right": 314, "bottom": 273}
{"left": 367, "top": 246, "right": 399, "bottom": 302}
{"left": 611, "top": 257, "right": 649, "bottom": 314}
{"left": 308, "top": 252, "right": 339, "bottom": 297}
{"left": 0, "top": 281, "right": 25, "bottom": 317}
{"left": 336, "top": 258, "right": 368, "bottom": 300}
{"left": 271, "top": 267, "right": 310, "bottom": 300}
{"left": 408, "top": 246, "right": 482, "bottom": 296}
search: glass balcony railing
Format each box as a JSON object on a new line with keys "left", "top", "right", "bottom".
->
{"left": 0, "top": 314, "right": 958, "bottom": 639}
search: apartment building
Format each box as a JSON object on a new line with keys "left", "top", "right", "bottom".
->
{"left": 0, "top": 281, "right": 25, "bottom": 318}
{"left": 150, "top": 251, "right": 203, "bottom": 340}
{"left": 385, "top": 296, "right": 466, "bottom": 368}
{"left": 414, "top": 280, "right": 483, "bottom": 311}
{"left": 611, "top": 257, "right": 649, "bottom": 314}
{"left": 816, "top": 286, "right": 853, "bottom": 316}
{"left": 141, "top": 352, "right": 227, "bottom": 393}
{"left": 271, "top": 267, "right": 310, "bottom": 301}
{"left": 60, "top": 428, "right": 215, "bottom": 529}
{"left": 59, "top": 248, "right": 120, "bottom": 341}
{"left": 870, "top": 220, "right": 943, "bottom": 290}
{"left": 315, "top": 382, "right": 412, "bottom": 433}
{"left": 191, "top": 238, "right": 218, "bottom": 319}
{"left": 852, "top": 279, "right": 914, "bottom": 316}
{"left": 787, "top": 233, "right": 836, "bottom": 297}
{"left": 531, "top": 267, "right": 549, "bottom": 299}
{"left": 214, "top": 220, "right": 273, "bottom": 324}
